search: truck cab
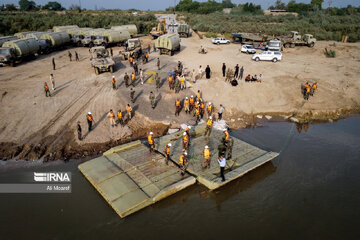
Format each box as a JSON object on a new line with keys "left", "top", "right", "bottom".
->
{"left": 290, "top": 31, "right": 302, "bottom": 40}
{"left": 303, "top": 34, "right": 316, "bottom": 47}
{"left": 71, "top": 34, "right": 84, "bottom": 46}
{"left": 81, "top": 35, "right": 96, "bottom": 47}
{"left": 94, "top": 36, "right": 110, "bottom": 47}
{"left": 267, "top": 40, "right": 282, "bottom": 51}
{"left": 0, "top": 47, "right": 15, "bottom": 66}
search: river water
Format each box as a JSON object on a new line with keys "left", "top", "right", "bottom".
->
{"left": 1, "top": 118, "right": 360, "bottom": 240}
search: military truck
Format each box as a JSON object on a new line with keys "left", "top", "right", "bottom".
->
{"left": 280, "top": 31, "right": 316, "bottom": 48}
{"left": 90, "top": 46, "right": 115, "bottom": 75}
{"left": 177, "top": 24, "right": 191, "bottom": 38}
{"left": 40, "top": 32, "right": 70, "bottom": 49}
{"left": 71, "top": 34, "right": 85, "bottom": 46}
{"left": 93, "top": 30, "right": 131, "bottom": 47}
{"left": 155, "top": 34, "right": 180, "bottom": 56}
{"left": 231, "top": 32, "right": 273, "bottom": 45}
{"left": 123, "top": 38, "right": 142, "bottom": 60}
{"left": 0, "top": 38, "right": 39, "bottom": 66}
{"left": 111, "top": 25, "right": 138, "bottom": 36}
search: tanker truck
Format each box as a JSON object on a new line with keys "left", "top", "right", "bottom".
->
{"left": 154, "top": 34, "right": 180, "bottom": 56}
{"left": 93, "top": 30, "right": 131, "bottom": 47}
{"left": 0, "top": 38, "right": 39, "bottom": 66}
{"left": 111, "top": 25, "right": 138, "bottom": 36}
{"left": 40, "top": 32, "right": 71, "bottom": 49}
{"left": 177, "top": 24, "right": 191, "bottom": 38}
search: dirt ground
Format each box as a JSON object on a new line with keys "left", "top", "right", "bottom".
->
{"left": 0, "top": 31, "right": 359, "bottom": 160}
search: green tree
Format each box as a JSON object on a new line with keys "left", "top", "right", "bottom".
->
{"left": 19, "top": 0, "right": 36, "bottom": 11}
{"left": 311, "top": 0, "right": 323, "bottom": 10}
{"left": 3, "top": 4, "right": 18, "bottom": 11}
{"left": 222, "top": 0, "right": 235, "bottom": 8}
{"left": 42, "top": 1, "right": 64, "bottom": 11}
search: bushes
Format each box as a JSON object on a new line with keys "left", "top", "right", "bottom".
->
{"left": 324, "top": 48, "right": 336, "bottom": 58}
{"left": 204, "top": 32, "right": 218, "bottom": 38}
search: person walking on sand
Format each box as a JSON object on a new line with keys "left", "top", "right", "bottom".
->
{"left": 157, "top": 57, "right": 160, "bottom": 70}
{"left": 239, "top": 66, "right": 244, "bottom": 80}
{"left": 50, "top": 74, "right": 55, "bottom": 90}
{"left": 175, "top": 98, "right": 181, "bottom": 116}
{"left": 77, "top": 121, "right": 82, "bottom": 140}
{"left": 155, "top": 72, "right": 160, "bottom": 89}
{"left": 222, "top": 63, "right": 226, "bottom": 77}
{"left": 218, "top": 155, "right": 226, "bottom": 182}
{"left": 108, "top": 109, "right": 116, "bottom": 127}
{"left": 198, "top": 65, "right": 203, "bottom": 79}
{"left": 131, "top": 72, "right": 136, "bottom": 87}
{"left": 149, "top": 91, "right": 155, "bottom": 109}
{"left": 126, "top": 104, "right": 132, "bottom": 121}
{"left": 68, "top": 51, "right": 72, "bottom": 62}
{"left": 44, "top": 82, "right": 51, "bottom": 97}
{"left": 218, "top": 104, "right": 225, "bottom": 120}
{"left": 130, "top": 88, "right": 135, "bottom": 103}
{"left": 124, "top": 72, "right": 130, "bottom": 88}
{"left": 117, "top": 109, "right": 123, "bottom": 126}
{"left": 205, "top": 65, "right": 211, "bottom": 79}
{"left": 234, "top": 64, "right": 239, "bottom": 79}
{"left": 112, "top": 76, "right": 116, "bottom": 89}
{"left": 87, "top": 112, "right": 94, "bottom": 132}
{"left": 52, "top": 57, "right": 56, "bottom": 70}
{"left": 140, "top": 68, "right": 144, "bottom": 85}
{"left": 75, "top": 51, "right": 79, "bottom": 61}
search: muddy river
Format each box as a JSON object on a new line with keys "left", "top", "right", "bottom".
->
{"left": 1, "top": 118, "right": 359, "bottom": 239}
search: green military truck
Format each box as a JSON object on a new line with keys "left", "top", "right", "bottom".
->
{"left": 177, "top": 24, "right": 191, "bottom": 38}
{"left": 155, "top": 34, "right": 180, "bottom": 56}
{"left": 280, "top": 31, "right": 316, "bottom": 48}
{"left": 0, "top": 38, "right": 39, "bottom": 66}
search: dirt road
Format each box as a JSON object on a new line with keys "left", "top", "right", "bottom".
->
{"left": 0, "top": 33, "right": 359, "bottom": 160}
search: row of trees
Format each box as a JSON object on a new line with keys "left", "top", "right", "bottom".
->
{"left": 0, "top": 0, "right": 65, "bottom": 11}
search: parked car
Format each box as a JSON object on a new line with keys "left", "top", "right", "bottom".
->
{"left": 241, "top": 44, "right": 256, "bottom": 54}
{"left": 212, "top": 37, "right": 230, "bottom": 44}
{"left": 252, "top": 51, "right": 282, "bottom": 63}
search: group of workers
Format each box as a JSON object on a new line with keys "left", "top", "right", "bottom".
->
{"left": 245, "top": 74, "right": 263, "bottom": 83}
{"left": 302, "top": 82, "right": 317, "bottom": 100}
{"left": 147, "top": 127, "right": 233, "bottom": 181}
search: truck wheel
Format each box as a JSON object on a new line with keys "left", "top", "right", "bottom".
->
{"left": 95, "top": 67, "right": 99, "bottom": 75}
{"left": 284, "top": 43, "right": 290, "bottom": 48}
{"left": 216, "top": 42, "right": 220, "bottom": 45}
{"left": 110, "top": 66, "right": 114, "bottom": 73}
{"left": 290, "top": 43, "right": 295, "bottom": 48}
{"left": 255, "top": 57, "right": 260, "bottom": 62}
{"left": 170, "top": 50, "right": 174, "bottom": 56}
{"left": 272, "top": 58, "right": 278, "bottom": 63}
{"left": 308, "top": 42, "right": 315, "bottom": 48}
{"left": 102, "top": 43, "right": 106, "bottom": 47}
{"left": 10, "top": 61, "right": 15, "bottom": 67}
{"left": 89, "top": 42, "right": 94, "bottom": 48}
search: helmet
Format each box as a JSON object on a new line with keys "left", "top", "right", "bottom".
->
{"left": 191, "top": 95, "right": 193, "bottom": 98}
{"left": 186, "top": 97, "right": 188, "bottom": 99}
{"left": 184, "top": 152, "right": 187, "bottom": 155}
{"left": 112, "top": 76, "right": 115, "bottom": 78}
{"left": 205, "top": 145, "right": 209, "bottom": 149}
{"left": 209, "top": 116, "right": 212, "bottom": 119}
{"left": 150, "top": 132, "right": 153, "bottom": 135}
{"left": 183, "top": 132, "right": 187, "bottom": 136}
{"left": 88, "top": 112, "right": 91, "bottom": 115}
{"left": 209, "top": 102, "right": 211, "bottom": 104}
{"left": 188, "top": 126, "right": 191, "bottom": 129}
{"left": 168, "top": 143, "right": 172, "bottom": 147}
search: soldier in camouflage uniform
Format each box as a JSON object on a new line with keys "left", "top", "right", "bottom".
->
{"left": 149, "top": 91, "right": 155, "bottom": 109}
{"left": 227, "top": 137, "right": 233, "bottom": 160}
{"left": 155, "top": 72, "right": 160, "bottom": 89}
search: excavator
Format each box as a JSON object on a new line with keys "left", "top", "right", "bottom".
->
{"left": 150, "top": 19, "right": 166, "bottom": 39}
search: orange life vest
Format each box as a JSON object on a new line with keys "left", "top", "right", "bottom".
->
{"left": 130, "top": 57, "right": 133, "bottom": 63}
{"left": 179, "top": 155, "right": 184, "bottom": 165}
{"left": 207, "top": 105, "right": 212, "bottom": 111}
{"left": 117, "top": 112, "right": 122, "bottom": 119}
{"left": 165, "top": 147, "right": 170, "bottom": 155}
{"left": 145, "top": 53, "right": 149, "bottom": 58}
{"left": 45, "top": 85, "right": 49, "bottom": 90}
{"left": 194, "top": 102, "right": 199, "bottom": 109}
{"left": 189, "top": 98, "right": 194, "bottom": 104}
{"left": 204, "top": 149, "right": 210, "bottom": 158}
{"left": 312, "top": 84, "right": 317, "bottom": 90}
{"left": 224, "top": 131, "right": 229, "bottom": 141}
{"left": 195, "top": 109, "right": 200, "bottom": 116}
{"left": 305, "top": 83, "right": 309, "bottom": 88}
{"left": 112, "top": 77, "right": 115, "bottom": 83}
{"left": 306, "top": 87, "right": 310, "bottom": 93}
{"left": 180, "top": 77, "right": 185, "bottom": 84}
{"left": 207, "top": 119, "right": 213, "bottom": 127}
{"left": 183, "top": 135, "right": 189, "bottom": 143}
{"left": 200, "top": 103, "right": 205, "bottom": 109}
{"left": 126, "top": 106, "right": 132, "bottom": 113}
{"left": 197, "top": 92, "right": 201, "bottom": 99}
{"left": 148, "top": 135, "right": 153, "bottom": 145}
{"left": 131, "top": 74, "right": 135, "bottom": 80}
{"left": 184, "top": 99, "right": 189, "bottom": 106}
{"left": 87, "top": 115, "right": 93, "bottom": 122}
{"left": 109, "top": 112, "right": 115, "bottom": 118}
{"left": 168, "top": 76, "right": 173, "bottom": 82}
{"left": 176, "top": 100, "right": 181, "bottom": 107}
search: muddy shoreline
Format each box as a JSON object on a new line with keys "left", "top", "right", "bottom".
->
{"left": 0, "top": 107, "right": 358, "bottom": 162}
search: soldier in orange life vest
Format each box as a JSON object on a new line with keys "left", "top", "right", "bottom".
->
{"left": 87, "top": 112, "right": 94, "bottom": 132}
{"left": 182, "top": 132, "right": 189, "bottom": 151}
{"left": 223, "top": 129, "right": 229, "bottom": 145}
{"left": 168, "top": 75, "right": 174, "bottom": 90}
{"left": 131, "top": 73, "right": 136, "bottom": 87}
{"left": 195, "top": 107, "right": 201, "bottom": 124}
{"left": 200, "top": 101, "right": 205, "bottom": 119}
{"left": 180, "top": 75, "right": 186, "bottom": 90}
{"left": 189, "top": 95, "right": 195, "bottom": 112}
{"left": 117, "top": 109, "right": 123, "bottom": 126}
{"left": 179, "top": 152, "right": 188, "bottom": 176}
{"left": 145, "top": 52, "right": 149, "bottom": 62}
{"left": 126, "top": 104, "right": 132, "bottom": 122}
{"left": 201, "top": 145, "right": 211, "bottom": 168}
{"left": 129, "top": 56, "right": 134, "bottom": 67}
{"left": 111, "top": 76, "right": 116, "bottom": 89}
{"left": 44, "top": 82, "right": 51, "bottom": 97}
{"left": 175, "top": 98, "right": 181, "bottom": 116}
{"left": 148, "top": 132, "right": 155, "bottom": 153}
{"left": 311, "top": 82, "right": 317, "bottom": 96}
{"left": 108, "top": 109, "right": 116, "bottom": 127}
{"left": 194, "top": 101, "right": 199, "bottom": 116}
{"left": 207, "top": 102, "right": 213, "bottom": 117}
{"left": 184, "top": 97, "right": 190, "bottom": 114}
{"left": 204, "top": 116, "right": 213, "bottom": 136}
{"left": 305, "top": 86, "right": 311, "bottom": 100}
{"left": 196, "top": 90, "right": 201, "bottom": 102}
{"left": 303, "top": 82, "right": 310, "bottom": 99}
{"left": 164, "top": 143, "right": 171, "bottom": 165}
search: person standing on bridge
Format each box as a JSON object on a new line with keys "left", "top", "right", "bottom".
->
{"left": 87, "top": 112, "right": 94, "bottom": 132}
{"left": 204, "top": 116, "right": 213, "bottom": 136}
{"left": 108, "top": 109, "right": 116, "bottom": 127}
{"left": 112, "top": 76, "right": 116, "bottom": 90}
{"left": 222, "top": 63, "right": 226, "bottom": 77}
{"left": 148, "top": 132, "right": 155, "bottom": 153}
{"left": 179, "top": 152, "right": 188, "bottom": 176}
{"left": 182, "top": 132, "right": 189, "bottom": 151}
{"left": 149, "top": 91, "right": 155, "bottom": 109}
{"left": 164, "top": 143, "right": 171, "bottom": 165}
{"left": 184, "top": 97, "right": 190, "bottom": 114}
{"left": 218, "top": 155, "right": 226, "bottom": 182}
{"left": 77, "top": 121, "right": 82, "bottom": 141}
{"left": 175, "top": 98, "right": 181, "bottom": 116}
{"left": 202, "top": 145, "right": 211, "bottom": 169}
